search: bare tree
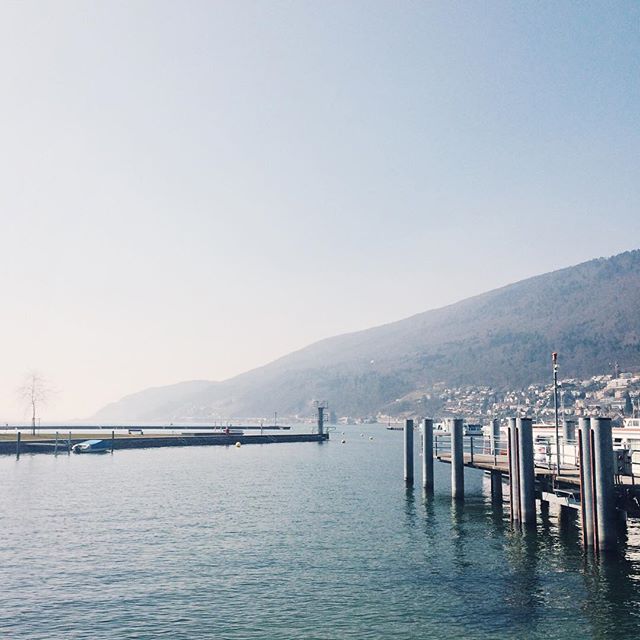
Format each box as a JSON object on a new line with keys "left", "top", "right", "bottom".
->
{"left": 18, "top": 371, "right": 50, "bottom": 435}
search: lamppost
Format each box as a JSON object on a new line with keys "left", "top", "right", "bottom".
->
{"left": 552, "top": 352, "right": 560, "bottom": 471}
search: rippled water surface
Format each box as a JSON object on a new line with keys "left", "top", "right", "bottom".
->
{"left": 1, "top": 426, "right": 640, "bottom": 639}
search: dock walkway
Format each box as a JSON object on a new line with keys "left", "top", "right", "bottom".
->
{"left": 435, "top": 451, "right": 638, "bottom": 488}
{"left": 435, "top": 452, "right": 584, "bottom": 486}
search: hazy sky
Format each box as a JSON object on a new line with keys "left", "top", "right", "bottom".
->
{"left": 1, "top": 1, "right": 638, "bottom": 420}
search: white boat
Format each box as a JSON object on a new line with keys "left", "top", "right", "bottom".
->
{"left": 72, "top": 439, "right": 110, "bottom": 454}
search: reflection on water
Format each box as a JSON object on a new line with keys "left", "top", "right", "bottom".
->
{"left": 0, "top": 425, "right": 639, "bottom": 639}
{"left": 580, "top": 538, "right": 640, "bottom": 638}
{"left": 503, "top": 527, "right": 543, "bottom": 631}
{"left": 404, "top": 485, "right": 417, "bottom": 527}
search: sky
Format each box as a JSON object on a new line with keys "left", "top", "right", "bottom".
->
{"left": 0, "top": 1, "right": 638, "bottom": 421}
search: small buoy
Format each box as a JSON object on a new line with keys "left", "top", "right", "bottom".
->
{"left": 235, "top": 442, "right": 241, "bottom": 448}
{"left": 341, "top": 439, "right": 346, "bottom": 444}
{"left": 360, "top": 433, "right": 364, "bottom": 437}
{"left": 369, "top": 436, "right": 374, "bottom": 440}
{"left": 342, "top": 431, "right": 345, "bottom": 435}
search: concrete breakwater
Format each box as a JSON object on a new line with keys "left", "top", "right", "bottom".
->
{"left": 0, "top": 432, "right": 329, "bottom": 456}
{"left": 3, "top": 407, "right": 332, "bottom": 455}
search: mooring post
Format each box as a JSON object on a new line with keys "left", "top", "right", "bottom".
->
{"left": 592, "top": 417, "right": 617, "bottom": 551}
{"left": 16, "top": 431, "right": 21, "bottom": 459}
{"left": 562, "top": 419, "right": 576, "bottom": 467}
{"left": 68, "top": 431, "right": 72, "bottom": 454}
{"left": 451, "top": 418, "right": 464, "bottom": 500}
{"left": 517, "top": 417, "right": 536, "bottom": 525}
{"left": 490, "top": 470, "right": 503, "bottom": 503}
{"left": 404, "top": 419, "right": 414, "bottom": 485}
{"left": 317, "top": 406, "right": 325, "bottom": 438}
{"left": 578, "top": 418, "right": 595, "bottom": 547}
{"left": 562, "top": 418, "right": 575, "bottom": 443}
{"left": 54, "top": 431, "right": 59, "bottom": 456}
{"left": 507, "top": 418, "right": 521, "bottom": 522}
{"left": 507, "top": 419, "right": 513, "bottom": 517}
{"left": 490, "top": 418, "right": 500, "bottom": 456}
{"left": 422, "top": 418, "right": 434, "bottom": 492}
{"left": 111, "top": 430, "right": 115, "bottom": 453}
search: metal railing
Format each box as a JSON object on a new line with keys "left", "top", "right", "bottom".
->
{"left": 430, "top": 433, "right": 587, "bottom": 470}
{"left": 432, "top": 434, "right": 508, "bottom": 466}
{"left": 424, "top": 425, "right": 640, "bottom": 487}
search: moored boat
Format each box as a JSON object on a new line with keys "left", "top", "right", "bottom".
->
{"left": 72, "top": 439, "right": 110, "bottom": 454}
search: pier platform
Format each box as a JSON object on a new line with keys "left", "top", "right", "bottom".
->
{"left": 435, "top": 452, "right": 584, "bottom": 485}
{"left": 435, "top": 451, "right": 640, "bottom": 488}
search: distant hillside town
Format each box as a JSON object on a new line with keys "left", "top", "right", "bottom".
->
{"left": 346, "top": 369, "right": 640, "bottom": 427}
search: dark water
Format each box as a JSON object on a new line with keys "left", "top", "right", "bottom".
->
{"left": 1, "top": 426, "right": 639, "bottom": 639}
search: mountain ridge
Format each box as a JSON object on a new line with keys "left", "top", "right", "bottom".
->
{"left": 92, "top": 249, "right": 640, "bottom": 421}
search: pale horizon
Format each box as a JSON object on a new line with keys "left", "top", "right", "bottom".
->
{"left": 1, "top": 2, "right": 638, "bottom": 421}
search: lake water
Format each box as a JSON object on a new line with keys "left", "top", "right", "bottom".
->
{"left": 1, "top": 425, "right": 639, "bottom": 639}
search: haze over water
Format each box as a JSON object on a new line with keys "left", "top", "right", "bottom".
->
{"left": 2, "top": 428, "right": 639, "bottom": 639}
